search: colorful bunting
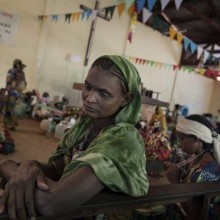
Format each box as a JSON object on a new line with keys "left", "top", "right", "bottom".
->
{"left": 105, "top": 6, "right": 116, "bottom": 19}
{"left": 125, "top": 0, "right": 134, "bottom": 10}
{"left": 142, "top": 8, "right": 152, "bottom": 23}
{"left": 65, "top": 14, "right": 72, "bottom": 23}
{"left": 117, "top": 3, "right": 125, "bottom": 17}
{"left": 177, "top": 32, "right": 183, "bottom": 44}
{"left": 137, "top": 0, "right": 146, "bottom": 14}
{"left": 160, "top": 0, "right": 170, "bottom": 11}
{"left": 147, "top": 0, "right": 157, "bottom": 12}
{"left": 169, "top": 27, "right": 176, "bottom": 39}
{"left": 197, "top": 46, "right": 204, "bottom": 60}
{"left": 35, "top": 1, "right": 219, "bottom": 67}
{"left": 190, "top": 41, "right": 197, "bottom": 54}
{"left": 183, "top": 37, "right": 190, "bottom": 51}
{"left": 125, "top": 55, "right": 219, "bottom": 81}
{"left": 174, "top": 0, "right": 184, "bottom": 10}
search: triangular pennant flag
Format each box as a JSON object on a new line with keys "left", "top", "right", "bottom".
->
{"left": 152, "top": 15, "right": 160, "bottom": 30}
{"left": 65, "top": 14, "right": 72, "bottom": 23}
{"left": 142, "top": 60, "right": 146, "bottom": 65}
{"left": 72, "top": 13, "right": 77, "bottom": 22}
{"left": 117, "top": 3, "right": 125, "bottom": 17}
{"left": 81, "top": 11, "right": 86, "bottom": 21}
{"left": 147, "top": 0, "right": 157, "bottom": 12}
{"left": 161, "top": 0, "right": 170, "bottom": 11}
{"left": 182, "top": 66, "right": 187, "bottom": 72}
{"left": 75, "top": 12, "right": 81, "bottom": 21}
{"left": 199, "top": 68, "right": 206, "bottom": 76}
{"left": 177, "top": 32, "right": 183, "bottom": 44}
{"left": 43, "top": 16, "right": 48, "bottom": 21}
{"left": 161, "top": 22, "right": 169, "bottom": 35}
{"left": 183, "top": 37, "right": 191, "bottom": 51}
{"left": 219, "top": 60, "right": 220, "bottom": 70}
{"left": 105, "top": 6, "right": 116, "bottom": 19}
{"left": 125, "top": 0, "right": 134, "bottom": 10}
{"left": 190, "top": 41, "right": 197, "bottom": 54}
{"left": 92, "top": 10, "right": 98, "bottom": 20}
{"left": 87, "top": 9, "right": 92, "bottom": 20}
{"left": 137, "top": 0, "right": 146, "bottom": 14}
{"left": 135, "top": 58, "right": 139, "bottom": 64}
{"left": 174, "top": 0, "right": 184, "bottom": 10}
{"left": 142, "top": 8, "right": 152, "bottom": 23}
{"left": 38, "top": 16, "right": 43, "bottom": 22}
{"left": 127, "top": 3, "right": 135, "bottom": 16}
{"left": 128, "top": 32, "right": 133, "bottom": 43}
{"left": 188, "top": 67, "right": 193, "bottom": 73}
{"left": 169, "top": 27, "right": 176, "bottom": 39}
{"left": 52, "top": 15, "right": 58, "bottom": 22}
{"left": 203, "top": 50, "right": 210, "bottom": 63}
{"left": 197, "top": 46, "right": 203, "bottom": 59}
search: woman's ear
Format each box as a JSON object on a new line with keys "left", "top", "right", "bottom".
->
{"left": 121, "top": 92, "right": 132, "bottom": 107}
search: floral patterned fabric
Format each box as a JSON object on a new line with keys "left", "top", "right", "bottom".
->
{"left": 189, "top": 155, "right": 220, "bottom": 220}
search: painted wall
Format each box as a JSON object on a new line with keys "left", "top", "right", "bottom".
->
{"left": 209, "top": 81, "right": 220, "bottom": 115}
{"left": 0, "top": 0, "right": 217, "bottom": 115}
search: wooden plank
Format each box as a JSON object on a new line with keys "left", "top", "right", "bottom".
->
{"left": 72, "top": 83, "right": 84, "bottom": 91}
{"left": 142, "top": 96, "right": 169, "bottom": 108}
{"left": 30, "top": 182, "right": 220, "bottom": 220}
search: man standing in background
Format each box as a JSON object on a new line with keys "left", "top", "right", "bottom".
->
{"left": 4, "top": 59, "right": 27, "bottom": 130}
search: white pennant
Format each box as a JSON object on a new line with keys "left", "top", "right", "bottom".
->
{"left": 174, "top": 0, "right": 183, "bottom": 10}
{"left": 161, "top": 0, "right": 170, "bottom": 11}
{"left": 197, "top": 46, "right": 204, "bottom": 60}
{"left": 203, "top": 50, "right": 210, "bottom": 63}
{"left": 142, "top": 8, "right": 152, "bottom": 23}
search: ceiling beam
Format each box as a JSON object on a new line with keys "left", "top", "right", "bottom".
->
{"left": 183, "top": 2, "right": 220, "bottom": 31}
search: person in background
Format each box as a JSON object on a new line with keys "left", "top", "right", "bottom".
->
{"left": 166, "top": 114, "right": 220, "bottom": 219}
{"left": 3, "top": 59, "right": 27, "bottom": 130}
{"left": 149, "top": 106, "right": 167, "bottom": 137}
{"left": 0, "top": 55, "right": 148, "bottom": 220}
{"left": 172, "top": 104, "right": 181, "bottom": 124}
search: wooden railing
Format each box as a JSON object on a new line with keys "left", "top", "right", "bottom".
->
{"left": 1, "top": 182, "right": 220, "bottom": 220}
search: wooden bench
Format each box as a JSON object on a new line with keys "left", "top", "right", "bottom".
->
{"left": 1, "top": 182, "right": 219, "bottom": 220}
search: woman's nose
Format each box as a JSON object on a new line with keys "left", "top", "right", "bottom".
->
{"left": 86, "top": 91, "right": 97, "bottom": 103}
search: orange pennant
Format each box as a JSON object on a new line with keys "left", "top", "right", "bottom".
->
{"left": 117, "top": 3, "right": 125, "bottom": 17}
{"left": 177, "top": 32, "right": 183, "bottom": 44}
{"left": 127, "top": 3, "right": 135, "bottom": 17}
{"left": 169, "top": 27, "right": 176, "bottom": 40}
{"left": 75, "top": 12, "right": 81, "bottom": 21}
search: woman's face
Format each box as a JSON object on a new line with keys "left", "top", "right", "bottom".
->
{"left": 177, "top": 132, "right": 199, "bottom": 155}
{"left": 82, "top": 65, "right": 129, "bottom": 119}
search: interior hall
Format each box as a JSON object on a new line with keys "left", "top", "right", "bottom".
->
{"left": 0, "top": 0, "right": 220, "bottom": 220}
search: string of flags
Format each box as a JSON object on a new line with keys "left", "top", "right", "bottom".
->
{"left": 37, "top": 0, "right": 219, "bottom": 71}
{"left": 125, "top": 56, "right": 220, "bottom": 81}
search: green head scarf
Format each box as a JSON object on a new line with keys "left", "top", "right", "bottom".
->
{"left": 98, "top": 55, "right": 142, "bottom": 125}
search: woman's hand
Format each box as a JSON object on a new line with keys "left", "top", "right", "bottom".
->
{"left": 4, "top": 160, "right": 49, "bottom": 220}
{"left": 0, "top": 160, "right": 18, "bottom": 182}
{"left": 163, "top": 161, "right": 179, "bottom": 184}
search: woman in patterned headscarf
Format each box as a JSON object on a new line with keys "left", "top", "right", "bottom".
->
{"left": 0, "top": 55, "right": 148, "bottom": 219}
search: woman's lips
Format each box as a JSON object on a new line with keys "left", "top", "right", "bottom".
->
{"left": 84, "top": 105, "right": 97, "bottom": 112}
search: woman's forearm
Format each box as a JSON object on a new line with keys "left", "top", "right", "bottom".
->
{"left": 35, "top": 166, "right": 104, "bottom": 218}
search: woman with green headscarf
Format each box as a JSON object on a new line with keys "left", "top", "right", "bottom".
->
{"left": 0, "top": 55, "right": 148, "bottom": 219}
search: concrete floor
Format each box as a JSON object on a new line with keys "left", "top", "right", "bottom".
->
{"left": 0, "top": 118, "right": 60, "bottom": 163}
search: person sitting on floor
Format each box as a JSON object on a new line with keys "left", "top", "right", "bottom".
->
{"left": 165, "top": 114, "right": 220, "bottom": 219}
{"left": 0, "top": 55, "right": 149, "bottom": 220}
{"left": 149, "top": 106, "right": 167, "bottom": 137}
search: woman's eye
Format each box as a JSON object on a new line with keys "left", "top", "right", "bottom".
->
{"left": 100, "top": 92, "right": 110, "bottom": 98}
